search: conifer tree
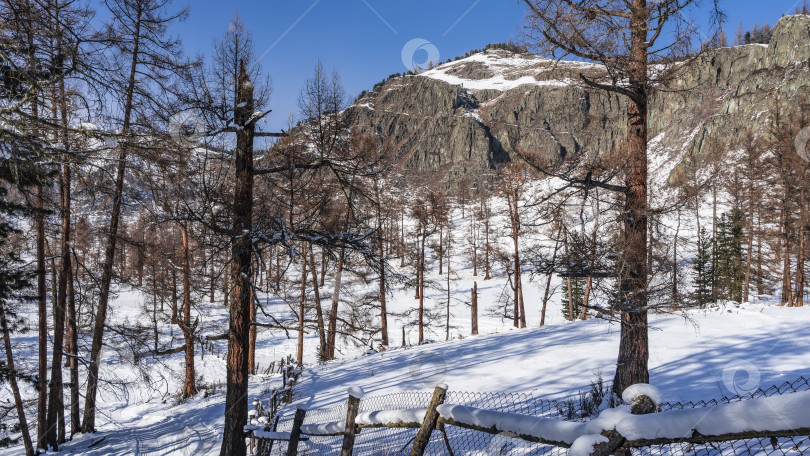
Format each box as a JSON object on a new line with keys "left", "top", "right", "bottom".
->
{"left": 692, "top": 227, "right": 714, "bottom": 307}
{"left": 715, "top": 210, "right": 746, "bottom": 302}
{"left": 562, "top": 277, "right": 585, "bottom": 320}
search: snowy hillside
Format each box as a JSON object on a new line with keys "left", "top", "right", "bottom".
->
{"left": 8, "top": 290, "right": 808, "bottom": 455}
{"left": 3, "top": 185, "right": 809, "bottom": 455}
{"left": 293, "top": 302, "right": 810, "bottom": 409}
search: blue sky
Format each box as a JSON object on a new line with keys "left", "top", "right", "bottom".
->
{"left": 160, "top": 0, "right": 804, "bottom": 134}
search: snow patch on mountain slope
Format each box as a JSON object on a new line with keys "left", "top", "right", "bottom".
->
{"left": 420, "top": 50, "right": 595, "bottom": 91}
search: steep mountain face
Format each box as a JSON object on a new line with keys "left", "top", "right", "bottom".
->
{"left": 339, "top": 15, "right": 810, "bottom": 183}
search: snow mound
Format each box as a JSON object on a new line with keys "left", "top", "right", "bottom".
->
{"left": 348, "top": 386, "right": 365, "bottom": 399}
{"left": 437, "top": 403, "right": 587, "bottom": 444}
{"left": 621, "top": 384, "right": 663, "bottom": 406}
{"left": 568, "top": 434, "right": 609, "bottom": 456}
{"left": 300, "top": 421, "right": 344, "bottom": 435}
{"left": 615, "top": 390, "right": 810, "bottom": 440}
{"left": 355, "top": 408, "right": 426, "bottom": 426}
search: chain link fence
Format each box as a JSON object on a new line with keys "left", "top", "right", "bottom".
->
{"left": 263, "top": 376, "right": 810, "bottom": 455}
{"left": 638, "top": 376, "right": 810, "bottom": 456}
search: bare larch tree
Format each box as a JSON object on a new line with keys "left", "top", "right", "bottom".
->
{"left": 521, "top": 0, "right": 721, "bottom": 395}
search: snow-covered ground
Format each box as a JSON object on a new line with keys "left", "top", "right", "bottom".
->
{"left": 293, "top": 301, "right": 810, "bottom": 410}
{"left": 4, "top": 262, "right": 807, "bottom": 455}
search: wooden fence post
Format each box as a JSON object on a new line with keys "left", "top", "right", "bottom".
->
{"left": 411, "top": 384, "right": 448, "bottom": 456}
{"left": 286, "top": 406, "right": 307, "bottom": 456}
{"left": 263, "top": 414, "right": 281, "bottom": 456}
{"left": 341, "top": 388, "right": 363, "bottom": 456}
{"left": 471, "top": 282, "right": 478, "bottom": 335}
{"left": 592, "top": 392, "right": 658, "bottom": 456}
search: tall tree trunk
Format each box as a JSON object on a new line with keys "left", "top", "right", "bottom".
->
{"left": 47, "top": 9, "right": 73, "bottom": 440}
{"left": 797, "top": 225, "right": 806, "bottom": 307}
{"left": 563, "top": 225, "right": 574, "bottom": 321}
{"left": 66, "top": 247, "right": 79, "bottom": 436}
{"left": 83, "top": 6, "right": 143, "bottom": 432}
{"left": 445, "top": 231, "right": 451, "bottom": 340}
{"left": 248, "top": 265, "right": 256, "bottom": 375}
{"left": 171, "top": 260, "right": 178, "bottom": 323}
{"left": 581, "top": 203, "right": 600, "bottom": 320}
{"left": 782, "top": 194, "right": 793, "bottom": 305}
{"left": 796, "top": 185, "right": 806, "bottom": 307}
{"left": 613, "top": 0, "right": 649, "bottom": 396}
{"left": 541, "top": 228, "right": 561, "bottom": 326}
{"left": 327, "top": 209, "right": 350, "bottom": 360}
{"left": 220, "top": 62, "right": 255, "bottom": 456}
{"left": 308, "top": 247, "right": 327, "bottom": 361}
{"left": 327, "top": 247, "right": 344, "bottom": 360}
{"left": 580, "top": 277, "right": 593, "bottom": 321}
{"left": 57, "top": 158, "right": 76, "bottom": 438}
{"left": 223, "top": 256, "right": 230, "bottom": 308}
{"left": 298, "top": 247, "right": 307, "bottom": 364}
{"left": 1, "top": 301, "right": 34, "bottom": 456}
{"left": 484, "top": 202, "right": 491, "bottom": 280}
{"left": 696, "top": 195, "right": 707, "bottom": 309}
{"left": 712, "top": 182, "right": 718, "bottom": 303}
{"left": 438, "top": 226, "right": 443, "bottom": 275}
{"left": 209, "top": 251, "right": 216, "bottom": 303}
{"left": 35, "top": 186, "right": 47, "bottom": 449}
{"left": 756, "top": 212, "right": 764, "bottom": 295}
{"left": 744, "top": 176, "right": 757, "bottom": 302}
{"left": 507, "top": 191, "right": 525, "bottom": 327}
{"left": 744, "top": 208, "right": 754, "bottom": 303}
{"left": 400, "top": 212, "right": 406, "bottom": 268}
{"left": 375, "top": 180, "right": 388, "bottom": 347}
{"left": 319, "top": 248, "right": 327, "bottom": 288}
{"left": 672, "top": 205, "right": 681, "bottom": 305}
{"left": 418, "top": 231, "right": 426, "bottom": 343}
{"left": 471, "top": 282, "right": 478, "bottom": 335}
{"left": 47, "top": 197, "right": 67, "bottom": 447}
{"left": 27, "top": 5, "right": 48, "bottom": 443}
{"left": 180, "top": 222, "right": 198, "bottom": 398}
{"left": 472, "top": 219, "right": 478, "bottom": 277}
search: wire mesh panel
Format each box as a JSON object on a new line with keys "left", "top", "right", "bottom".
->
{"left": 636, "top": 376, "right": 810, "bottom": 456}
{"left": 269, "top": 391, "right": 568, "bottom": 455}
{"left": 631, "top": 437, "right": 810, "bottom": 456}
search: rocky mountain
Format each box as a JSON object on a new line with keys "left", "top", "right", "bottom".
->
{"left": 333, "top": 14, "right": 810, "bottom": 185}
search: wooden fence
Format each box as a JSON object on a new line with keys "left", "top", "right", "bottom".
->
{"left": 245, "top": 382, "right": 810, "bottom": 456}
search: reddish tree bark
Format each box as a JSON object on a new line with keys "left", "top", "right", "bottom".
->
{"left": 613, "top": 0, "right": 650, "bottom": 394}
{"left": 219, "top": 62, "right": 255, "bottom": 456}
{"left": 179, "top": 222, "right": 198, "bottom": 399}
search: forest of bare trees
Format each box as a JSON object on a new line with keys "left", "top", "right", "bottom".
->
{"left": 2, "top": 0, "right": 810, "bottom": 455}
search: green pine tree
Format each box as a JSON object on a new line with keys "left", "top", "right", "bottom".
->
{"left": 562, "top": 276, "right": 586, "bottom": 319}
{"left": 715, "top": 210, "right": 746, "bottom": 302}
{"left": 692, "top": 227, "right": 714, "bottom": 307}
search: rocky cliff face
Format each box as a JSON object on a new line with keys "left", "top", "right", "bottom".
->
{"left": 331, "top": 15, "right": 810, "bottom": 184}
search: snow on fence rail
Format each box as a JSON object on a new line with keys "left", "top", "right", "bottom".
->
{"left": 248, "top": 376, "right": 810, "bottom": 456}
